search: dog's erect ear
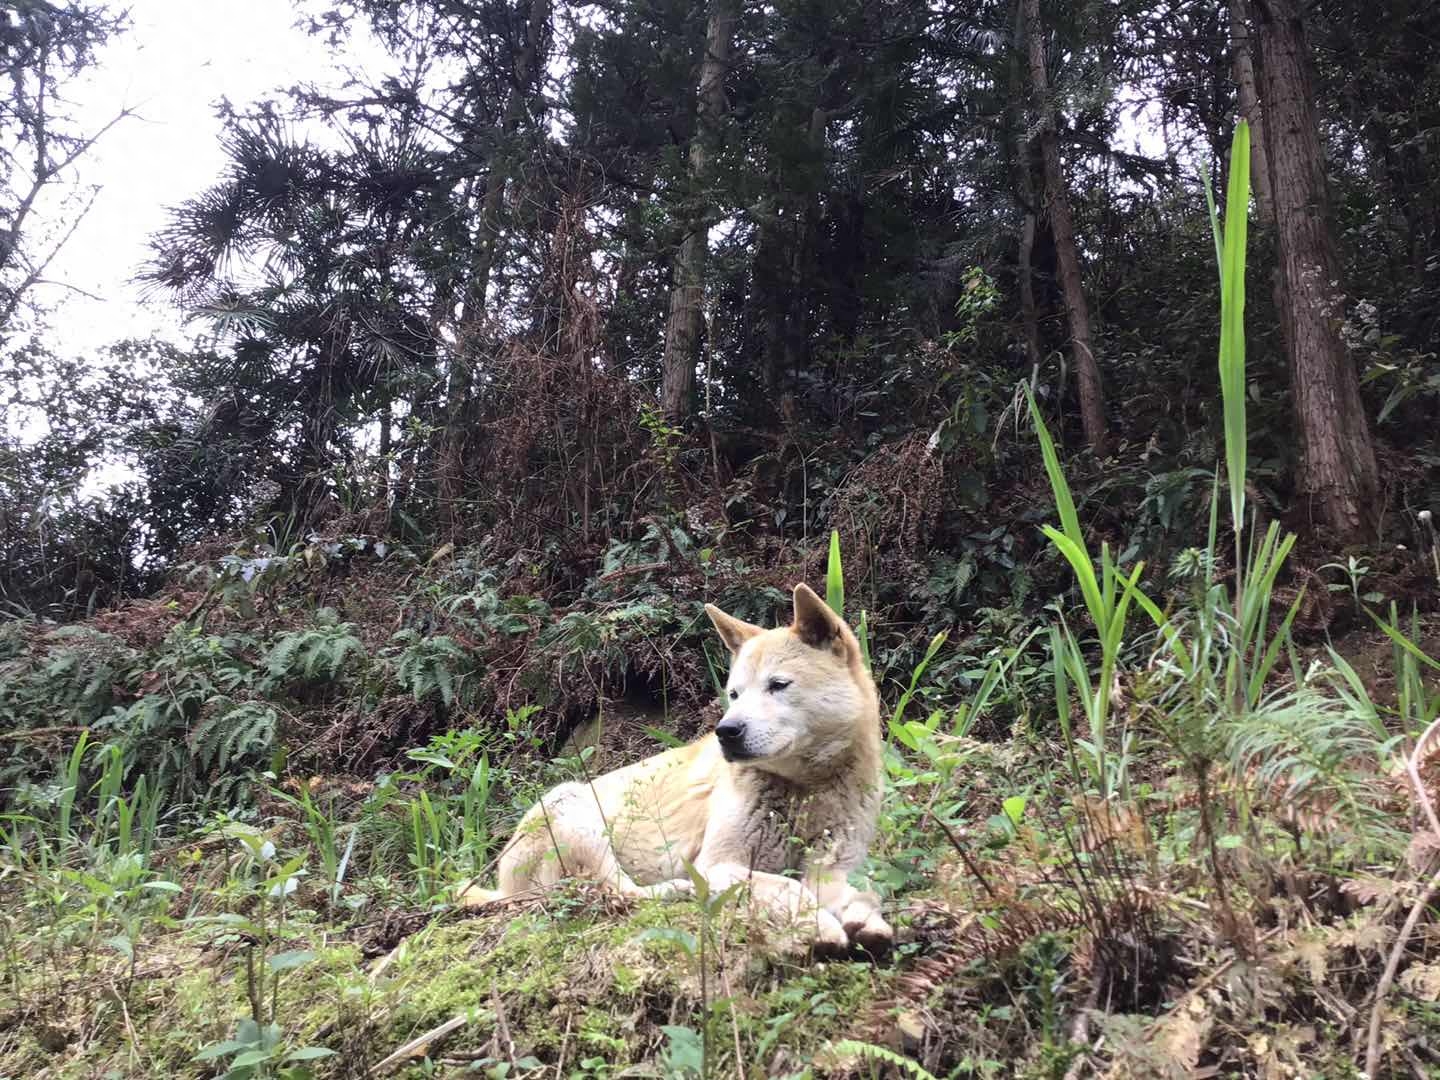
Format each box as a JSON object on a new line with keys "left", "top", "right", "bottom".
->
{"left": 791, "top": 582, "right": 847, "bottom": 650}
{"left": 705, "top": 604, "right": 764, "bottom": 656}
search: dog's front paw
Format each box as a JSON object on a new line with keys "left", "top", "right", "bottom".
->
{"left": 840, "top": 895, "right": 893, "bottom": 954}
{"left": 642, "top": 877, "right": 695, "bottom": 900}
{"left": 809, "top": 908, "right": 851, "bottom": 958}
{"left": 848, "top": 909, "right": 894, "bottom": 954}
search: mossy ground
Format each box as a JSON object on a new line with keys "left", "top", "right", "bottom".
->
{"left": 0, "top": 884, "right": 899, "bottom": 1079}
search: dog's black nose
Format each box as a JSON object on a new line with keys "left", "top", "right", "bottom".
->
{"left": 715, "top": 718, "right": 746, "bottom": 747}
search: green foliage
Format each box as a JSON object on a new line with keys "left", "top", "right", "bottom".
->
{"left": 824, "top": 1039, "right": 939, "bottom": 1080}
{"left": 264, "top": 614, "right": 366, "bottom": 687}
{"left": 389, "top": 630, "right": 476, "bottom": 708}
{"left": 1027, "top": 385, "right": 1146, "bottom": 800}
{"left": 825, "top": 529, "right": 845, "bottom": 617}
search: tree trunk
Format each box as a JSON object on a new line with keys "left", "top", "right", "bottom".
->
{"left": 1254, "top": 0, "right": 1379, "bottom": 539}
{"left": 1008, "top": 0, "right": 1044, "bottom": 379}
{"left": 439, "top": 0, "right": 551, "bottom": 531}
{"left": 1022, "top": 0, "right": 1107, "bottom": 454}
{"left": 1228, "top": 0, "right": 1274, "bottom": 224}
{"left": 661, "top": 0, "right": 736, "bottom": 425}
{"left": 1018, "top": 207, "right": 1044, "bottom": 377}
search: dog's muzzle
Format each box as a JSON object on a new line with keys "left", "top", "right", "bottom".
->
{"left": 715, "top": 718, "right": 752, "bottom": 760}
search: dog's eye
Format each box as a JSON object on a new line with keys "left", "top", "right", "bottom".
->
{"left": 728, "top": 689, "right": 739, "bottom": 701}
{"left": 766, "top": 678, "right": 791, "bottom": 693}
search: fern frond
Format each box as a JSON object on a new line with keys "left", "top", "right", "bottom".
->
{"left": 823, "top": 1039, "right": 938, "bottom": 1080}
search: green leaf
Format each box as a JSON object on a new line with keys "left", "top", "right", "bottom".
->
{"left": 283, "top": 1047, "right": 337, "bottom": 1062}
{"left": 826, "top": 529, "right": 845, "bottom": 617}
{"left": 1025, "top": 388, "right": 1085, "bottom": 557}
{"left": 267, "top": 949, "right": 315, "bottom": 973}
{"left": 104, "top": 934, "right": 133, "bottom": 960}
{"left": 635, "top": 927, "right": 697, "bottom": 956}
{"left": 195, "top": 1040, "right": 249, "bottom": 1061}
{"left": 1002, "top": 796, "right": 1027, "bottom": 825}
{"left": 1217, "top": 120, "right": 1251, "bottom": 535}
{"left": 1367, "top": 610, "right": 1440, "bottom": 672}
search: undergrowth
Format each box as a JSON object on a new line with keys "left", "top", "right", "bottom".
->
{"left": 1, "top": 124, "right": 1439, "bottom": 1078}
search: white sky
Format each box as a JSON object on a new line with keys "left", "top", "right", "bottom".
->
{"left": 32, "top": 0, "right": 363, "bottom": 355}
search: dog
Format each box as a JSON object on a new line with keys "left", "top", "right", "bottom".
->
{"left": 458, "top": 583, "right": 893, "bottom": 952}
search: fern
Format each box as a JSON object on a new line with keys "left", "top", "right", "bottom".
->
{"left": 392, "top": 633, "right": 474, "bottom": 707}
{"left": 193, "top": 703, "right": 278, "bottom": 774}
{"left": 823, "top": 1039, "right": 938, "bottom": 1080}
{"left": 265, "top": 622, "right": 365, "bottom": 685}
{"left": 1226, "top": 685, "right": 1402, "bottom": 853}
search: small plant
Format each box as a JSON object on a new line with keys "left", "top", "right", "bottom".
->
{"left": 639, "top": 401, "right": 684, "bottom": 480}
{"left": 191, "top": 821, "right": 335, "bottom": 1077}
{"left": 264, "top": 612, "right": 365, "bottom": 688}
{"left": 635, "top": 864, "right": 742, "bottom": 1080}
{"left": 1026, "top": 384, "right": 1146, "bottom": 802}
{"left": 390, "top": 629, "right": 476, "bottom": 708}
{"left": 194, "top": 1017, "right": 334, "bottom": 1079}
{"left": 1320, "top": 554, "right": 1383, "bottom": 606}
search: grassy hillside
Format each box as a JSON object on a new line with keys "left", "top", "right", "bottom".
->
{"left": 3, "top": 128, "right": 1440, "bottom": 1079}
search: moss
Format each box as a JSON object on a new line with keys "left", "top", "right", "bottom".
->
{"left": 0, "top": 894, "right": 897, "bottom": 1080}
{"left": 363, "top": 899, "right": 896, "bottom": 1074}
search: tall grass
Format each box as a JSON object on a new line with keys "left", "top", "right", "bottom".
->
{"left": 1029, "top": 122, "right": 1391, "bottom": 837}
{"left": 1026, "top": 384, "right": 1145, "bottom": 800}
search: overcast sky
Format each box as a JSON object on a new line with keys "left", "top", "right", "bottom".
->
{"left": 34, "top": 0, "right": 364, "bottom": 355}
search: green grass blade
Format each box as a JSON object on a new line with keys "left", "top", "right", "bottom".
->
{"left": 1025, "top": 387, "right": 1085, "bottom": 553}
{"left": 1042, "top": 526, "right": 1104, "bottom": 630}
{"left": 1367, "top": 609, "right": 1440, "bottom": 673}
{"left": 1218, "top": 121, "right": 1251, "bottom": 537}
{"left": 1248, "top": 587, "right": 1305, "bottom": 707}
{"left": 826, "top": 529, "right": 845, "bottom": 617}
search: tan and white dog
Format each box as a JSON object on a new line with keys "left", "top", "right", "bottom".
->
{"left": 459, "top": 583, "right": 893, "bottom": 952}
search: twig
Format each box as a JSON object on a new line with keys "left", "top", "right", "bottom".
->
{"left": 718, "top": 943, "right": 746, "bottom": 1080}
{"left": 924, "top": 812, "right": 999, "bottom": 902}
{"left": 1405, "top": 714, "right": 1440, "bottom": 840}
{"left": 1366, "top": 863, "right": 1440, "bottom": 1079}
{"left": 1141, "top": 926, "right": 1282, "bottom": 1040}
{"left": 369, "top": 1011, "right": 474, "bottom": 1075}
{"left": 491, "top": 979, "right": 515, "bottom": 1066}
{"left": 1062, "top": 958, "right": 1106, "bottom": 1080}
{"left": 1365, "top": 715, "right": 1440, "bottom": 1076}
{"left": 555, "top": 1010, "right": 572, "bottom": 1079}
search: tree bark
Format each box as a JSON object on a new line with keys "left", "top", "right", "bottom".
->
{"left": 1253, "top": 0, "right": 1379, "bottom": 539}
{"left": 1228, "top": 0, "right": 1274, "bottom": 224}
{"left": 661, "top": 0, "right": 737, "bottom": 425}
{"left": 1008, "top": 0, "right": 1044, "bottom": 379}
{"left": 1022, "top": 0, "right": 1107, "bottom": 454}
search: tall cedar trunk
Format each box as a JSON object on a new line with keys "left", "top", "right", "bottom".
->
{"left": 1018, "top": 209, "right": 1044, "bottom": 375}
{"left": 440, "top": 0, "right": 551, "bottom": 530}
{"left": 1009, "top": 0, "right": 1043, "bottom": 377}
{"left": 1022, "top": 0, "right": 1107, "bottom": 454}
{"left": 1228, "top": 0, "right": 1274, "bottom": 224}
{"left": 1254, "top": 0, "right": 1379, "bottom": 539}
{"left": 661, "top": 0, "right": 736, "bottom": 425}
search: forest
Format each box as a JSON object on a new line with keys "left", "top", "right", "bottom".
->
{"left": 1, "top": 0, "right": 1439, "bottom": 1076}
